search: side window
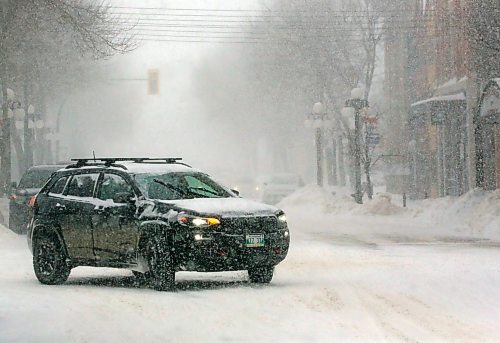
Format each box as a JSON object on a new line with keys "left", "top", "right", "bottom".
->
{"left": 66, "top": 173, "right": 100, "bottom": 198}
{"left": 98, "top": 173, "right": 134, "bottom": 202}
{"left": 48, "top": 175, "right": 69, "bottom": 195}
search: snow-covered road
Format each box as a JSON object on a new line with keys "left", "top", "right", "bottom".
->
{"left": 1, "top": 190, "right": 499, "bottom": 342}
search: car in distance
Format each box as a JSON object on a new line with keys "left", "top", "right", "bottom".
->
{"left": 9, "top": 164, "right": 67, "bottom": 234}
{"left": 27, "top": 158, "right": 290, "bottom": 291}
{"left": 261, "top": 173, "right": 304, "bottom": 205}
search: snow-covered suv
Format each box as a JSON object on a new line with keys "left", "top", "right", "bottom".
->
{"left": 27, "top": 158, "right": 290, "bottom": 291}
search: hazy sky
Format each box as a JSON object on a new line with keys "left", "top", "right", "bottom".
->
{"left": 61, "top": 0, "right": 263, "bottom": 175}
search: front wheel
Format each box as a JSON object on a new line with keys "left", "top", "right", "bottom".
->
{"left": 146, "top": 236, "right": 175, "bottom": 291}
{"left": 248, "top": 266, "right": 274, "bottom": 283}
{"left": 33, "top": 236, "right": 70, "bottom": 285}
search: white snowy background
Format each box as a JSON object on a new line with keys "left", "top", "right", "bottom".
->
{"left": 0, "top": 187, "right": 498, "bottom": 342}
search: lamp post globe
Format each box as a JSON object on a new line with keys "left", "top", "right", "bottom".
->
{"left": 312, "top": 102, "right": 324, "bottom": 115}
{"left": 350, "top": 87, "right": 364, "bottom": 100}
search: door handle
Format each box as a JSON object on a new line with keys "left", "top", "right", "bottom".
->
{"left": 94, "top": 205, "right": 107, "bottom": 214}
{"left": 55, "top": 203, "right": 66, "bottom": 211}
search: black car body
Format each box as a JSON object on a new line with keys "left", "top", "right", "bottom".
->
{"left": 27, "top": 158, "right": 290, "bottom": 290}
{"left": 10, "top": 165, "right": 67, "bottom": 234}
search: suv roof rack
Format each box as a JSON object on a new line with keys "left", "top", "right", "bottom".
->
{"left": 66, "top": 158, "right": 189, "bottom": 170}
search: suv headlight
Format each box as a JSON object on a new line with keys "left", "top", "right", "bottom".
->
{"left": 178, "top": 214, "right": 220, "bottom": 228}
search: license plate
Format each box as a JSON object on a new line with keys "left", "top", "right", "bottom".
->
{"left": 245, "top": 234, "right": 265, "bottom": 247}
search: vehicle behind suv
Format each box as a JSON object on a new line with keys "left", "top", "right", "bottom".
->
{"left": 27, "top": 158, "right": 290, "bottom": 291}
{"left": 9, "top": 164, "right": 67, "bottom": 234}
{"left": 261, "top": 173, "right": 304, "bottom": 205}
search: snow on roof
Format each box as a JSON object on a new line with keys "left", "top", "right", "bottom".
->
{"left": 411, "top": 93, "right": 466, "bottom": 107}
{"left": 118, "top": 162, "right": 196, "bottom": 174}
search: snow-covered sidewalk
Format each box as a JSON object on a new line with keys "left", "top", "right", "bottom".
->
{"left": 0, "top": 188, "right": 499, "bottom": 342}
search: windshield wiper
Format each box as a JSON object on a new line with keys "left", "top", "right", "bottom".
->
{"left": 189, "top": 187, "right": 221, "bottom": 197}
{"left": 153, "top": 179, "right": 190, "bottom": 198}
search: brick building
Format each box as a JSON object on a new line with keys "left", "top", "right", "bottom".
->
{"left": 384, "top": 0, "right": 499, "bottom": 198}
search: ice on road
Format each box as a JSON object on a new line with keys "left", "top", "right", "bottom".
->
{"left": 0, "top": 190, "right": 499, "bottom": 342}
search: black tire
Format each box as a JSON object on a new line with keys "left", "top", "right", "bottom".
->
{"left": 33, "top": 235, "right": 70, "bottom": 285}
{"left": 248, "top": 266, "right": 274, "bottom": 284}
{"left": 132, "top": 270, "right": 151, "bottom": 285}
{"left": 145, "top": 235, "right": 175, "bottom": 291}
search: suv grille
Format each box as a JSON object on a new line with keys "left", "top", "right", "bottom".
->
{"left": 221, "top": 216, "right": 278, "bottom": 234}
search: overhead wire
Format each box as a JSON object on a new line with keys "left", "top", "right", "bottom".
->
{"left": 107, "top": 6, "right": 473, "bottom": 45}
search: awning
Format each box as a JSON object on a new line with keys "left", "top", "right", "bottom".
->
{"left": 411, "top": 93, "right": 466, "bottom": 107}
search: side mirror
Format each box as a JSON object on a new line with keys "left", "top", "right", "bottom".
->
{"left": 113, "top": 192, "right": 135, "bottom": 204}
{"left": 231, "top": 189, "right": 240, "bottom": 196}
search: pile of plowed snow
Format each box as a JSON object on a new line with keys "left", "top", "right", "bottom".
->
{"left": 413, "top": 189, "right": 500, "bottom": 239}
{"left": 278, "top": 185, "right": 500, "bottom": 240}
{"left": 278, "top": 185, "right": 407, "bottom": 216}
{"left": 277, "top": 185, "right": 357, "bottom": 214}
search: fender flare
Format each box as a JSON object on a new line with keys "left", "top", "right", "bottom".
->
{"left": 137, "top": 220, "right": 174, "bottom": 255}
{"left": 31, "top": 224, "right": 69, "bottom": 259}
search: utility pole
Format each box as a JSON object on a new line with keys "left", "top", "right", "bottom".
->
{"left": 23, "top": 70, "right": 34, "bottom": 170}
{"left": 331, "top": 132, "right": 338, "bottom": 186}
{"left": 343, "top": 88, "right": 369, "bottom": 204}
{"left": 0, "top": 70, "right": 11, "bottom": 196}
{"left": 338, "top": 131, "right": 346, "bottom": 186}
{"left": 353, "top": 108, "right": 363, "bottom": 204}
{"left": 0, "top": 0, "right": 11, "bottom": 195}
{"left": 316, "top": 128, "right": 324, "bottom": 186}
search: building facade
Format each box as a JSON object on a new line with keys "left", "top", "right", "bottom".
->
{"left": 384, "top": 0, "right": 499, "bottom": 198}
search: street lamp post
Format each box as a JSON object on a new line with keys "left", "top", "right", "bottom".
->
{"left": 342, "top": 88, "right": 369, "bottom": 204}
{"left": 305, "top": 102, "right": 335, "bottom": 187}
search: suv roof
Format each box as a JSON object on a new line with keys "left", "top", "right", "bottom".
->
{"left": 63, "top": 158, "right": 194, "bottom": 175}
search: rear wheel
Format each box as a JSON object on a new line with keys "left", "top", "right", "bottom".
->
{"left": 33, "top": 235, "right": 70, "bottom": 285}
{"left": 146, "top": 235, "right": 175, "bottom": 291}
{"left": 248, "top": 266, "right": 274, "bottom": 283}
{"left": 132, "top": 270, "right": 151, "bottom": 284}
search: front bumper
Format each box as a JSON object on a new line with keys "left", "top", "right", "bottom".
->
{"left": 175, "top": 229, "right": 290, "bottom": 272}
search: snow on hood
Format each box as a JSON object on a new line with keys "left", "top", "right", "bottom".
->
{"left": 158, "top": 197, "right": 280, "bottom": 217}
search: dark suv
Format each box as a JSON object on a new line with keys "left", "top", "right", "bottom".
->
{"left": 27, "top": 158, "right": 290, "bottom": 291}
{"left": 10, "top": 164, "right": 67, "bottom": 234}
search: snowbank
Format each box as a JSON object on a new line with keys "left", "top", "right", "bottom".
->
{"left": 278, "top": 185, "right": 500, "bottom": 241}
{"left": 412, "top": 189, "right": 500, "bottom": 239}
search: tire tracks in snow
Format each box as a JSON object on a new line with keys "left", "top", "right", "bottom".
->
{"left": 351, "top": 286, "right": 484, "bottom": 342}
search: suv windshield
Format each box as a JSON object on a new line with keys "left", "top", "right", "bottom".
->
{"left": 135, "top": 172, "right": 234, "bottom": 200}
{"left": 18, "top": 169, "right": 55, "bottom": 189}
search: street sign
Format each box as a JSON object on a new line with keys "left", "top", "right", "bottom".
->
{"left": 366, "top": 132, "right": 381, "bottom": 146}
{"left": 364, "top": 116, "right": 378, "bottom": 125}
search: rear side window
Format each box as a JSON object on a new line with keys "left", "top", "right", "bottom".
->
{"left": 48, "top": 176, "right": 69, "bottom": 195}
{"left": 98, "top": 173, "right": 134, "bottom": 201}
{"left": 66, "top": 173, "right": 100, "bottom": 198}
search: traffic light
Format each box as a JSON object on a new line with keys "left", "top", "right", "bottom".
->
{"left": 147, "top": 69, "right": 159, "bottom": 95}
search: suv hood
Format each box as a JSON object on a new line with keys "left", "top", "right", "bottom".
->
{"left": 159, "top": 197, "right": 279, "bottom": 217}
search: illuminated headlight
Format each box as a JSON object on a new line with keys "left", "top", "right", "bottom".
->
{"left": 277, "top": 214, "right": 287, "bottom": 223}
{"left": 178, "top": 214, "right": 220, "bottom": 227}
